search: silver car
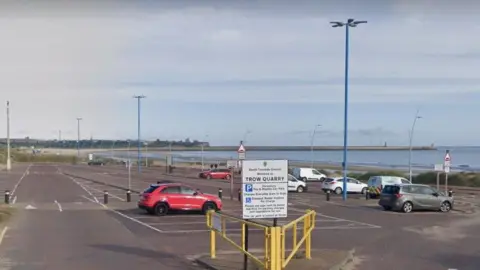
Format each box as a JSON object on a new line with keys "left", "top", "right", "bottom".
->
{"left": 378, "top": 184, "right": 454, "bottom": 213}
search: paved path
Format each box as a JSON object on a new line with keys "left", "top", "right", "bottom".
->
{"left": 0, "top": 164, "right": 199, "bottom": 270}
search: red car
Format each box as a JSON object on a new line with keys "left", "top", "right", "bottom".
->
{"left": 138, "top": 183, "right": 222, "bottom": 216}
{"left": 198, "top": 168, "right": 232, "bottom": 180}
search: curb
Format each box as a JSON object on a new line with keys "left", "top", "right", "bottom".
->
{"left": 328, "top": 249, "right": 355, "bottom": 270}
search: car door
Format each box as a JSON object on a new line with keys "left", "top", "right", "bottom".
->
{"left": 180, "top": 186, "right": 202, "bottom": 210}
{"left": 310, "top": 169, "right": 324, "bottom": 181}
{"left": 408, "top": 186, "right": 434, "bottom": 209}
{"left": 287, "top": 175, "right": 297, "bottom": 191}
{"left": 161, "top": 186, "right": 183, "bottom": 209}
{"left": 346, "top": 178, "right": 360, "bottom": 192}
{"left": 417, "top": 186, "right": 442, "bottom": 209}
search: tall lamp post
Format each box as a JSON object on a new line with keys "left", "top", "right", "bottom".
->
{"left": 331, "top": 18, "right": 367, "bottom": 201}
{"left": 6, "top": 101, "right": 11, "bottom": 171}
{"left": 76, "top": 117, "right": 82, "bottom": 158}
{"left": 310, "top": 124, "right": 322, "bottom": 168}
{"left": 201, "top": 134, "right": 209, "bottom": 170}
{"left": 408, "top": 110, "right": 422, "bottom": 182}
{"left": 243, "top": 130, "right": 252, "bottom": 145}
{"left": 133, "top": 95, "right": 146, "bottom": 173}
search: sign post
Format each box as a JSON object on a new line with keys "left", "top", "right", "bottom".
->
{"left": 434, "top": 164, "right": 443, "bottom": 191}
{"left": 444, "top": 150, "right": 451, "bottom": 194}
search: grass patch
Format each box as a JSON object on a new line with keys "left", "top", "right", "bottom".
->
{"left": 0, "top": 148, "right": 80, "bottom": 164}
{"left": 0, "top": 205, "right": 15, "bottom": 224}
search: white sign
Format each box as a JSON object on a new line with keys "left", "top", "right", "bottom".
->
{"left": 238, "top": 144, "right": 246, "bottom": 160}
{"left": 434, "top": 164, "right": 443, "bottom": 172}
{"left": 444, "top": 166, "right": 450, "bottom": 173}
{"left": 88, "top": 154, "right": 93, "bottom": 161}
{"left": 444, "top": 151, "right": 451, "bottom": 168}
{"left": 242, "top": 160, "right": 288, "bottom": 219}
{"left": 212, "top": 213, "right": 222, "bottom": 233}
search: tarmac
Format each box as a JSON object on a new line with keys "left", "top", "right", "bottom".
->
{"left": 0, "top": 163, "right": 479, "bottom": 270}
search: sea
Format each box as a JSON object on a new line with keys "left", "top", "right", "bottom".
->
{"left": 102, "top": 146, "right": 480, "bottom": 172}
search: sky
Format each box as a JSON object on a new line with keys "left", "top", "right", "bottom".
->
{"left": 0, "top": 0, "right": 478, "bottom": 146}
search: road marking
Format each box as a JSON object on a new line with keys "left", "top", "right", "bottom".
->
{"left": 81, "top": 185, "right": 126, "bottom": 202}
{"left": 54, "top": 200, "right": 63, "bottom": 212}
{"left": 0, "top": 226, "right": 8, "bottom": 246}
{"left": 11, "top": 164, "right": 32, "bottom": 196}
{"left": 11, "top": 196, "right": 17, "bottom": 204}
{"left": 64, "top": 174, "right": 99, "bottom": 203}
{"left": 315, "top": 212, "right": 381, "bottom": 228}
{"left": 81, "top": 195, "right": 164, "bottom": 233}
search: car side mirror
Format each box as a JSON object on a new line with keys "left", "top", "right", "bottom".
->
{"left": 432, "top": 192, "right": 439, "bottom": 197}
{"left": 193, "top": 192, "right": 198, "bottom": 196}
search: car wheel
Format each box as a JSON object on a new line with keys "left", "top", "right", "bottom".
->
{"left": 382, "top": 206, "right": 392, "bottom": 211}
{"left": 296, "top": 186, "right": 304, "bottom": 193}
{"left": 207, "top": 175, "right": 212, "bottom": 180}
{"left": 202, "top": 202, "right": 217, "bottom": 214}
{"left": 440, "top": 201, "right": 451, "bottom": 213}
{"left": 334, "top": 187, "right": 342, "bottom": 195}
{"left": 154, "top": 203, "right": 168, "bottom": 216}
{"left": 361, "top": 187, "right": 367, "bottom": 194}
{"left": 402, "top": 202, "right": 413, "bottom": 213}
{"left": 225, "top": 174, "right": 231, "bottom": 180}
{"left": 302, "top": 177, "right": 307, "bottom": 182}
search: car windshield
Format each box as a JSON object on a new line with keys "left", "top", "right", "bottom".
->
{"left": 382, "top": 185, "right": 400, "bottom": 194}
{"left": 143, "top": 185, "right": 159, "bottom": 193}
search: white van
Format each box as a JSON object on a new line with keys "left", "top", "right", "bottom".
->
{"left": 287, "top": 174, "right": 307, "bottom": 193}
{"left": 367, "top": 176, "right": 411, "bottom": 198}
{"left": 291, "top": 168, "right": 326, "bottom": 182}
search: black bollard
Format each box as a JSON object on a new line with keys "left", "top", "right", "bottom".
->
{"left": 4, "top": 190, "right": 10, "bottom": 204}
{"left": 326, "top": 190, "right": 330, "bottom": 201}
{"left": 104, "top": 190, "right": 109, "bottom": 204}
{"left": 365, "top": 190, "right": 369, "bottom": 200}
{"left": 126, "top": 190, "right": 131, "bottom": 202}
{"left": 157, "top": 181, "right": 161, "bottom": 184}
{"left": 238, "top": 188, "right": 241, "bottom": 202}
{"left": 218, "top": 188, "right": 223, "bottom": 199}
{"left": 448, "top": 190, "right": 454, "bottom": 197}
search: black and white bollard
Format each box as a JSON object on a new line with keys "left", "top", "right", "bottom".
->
{"left": 104, "top": 190, "right": 109, "bottom": 204}
{"left": 238, "top": 188, "right": 241, "bottom": 202}
{"left": 365, "top": 190, "right": 369, "bottom": 200}
{"left": 218, "top": 188, "right": 223, "bottom": 199}
{"left": 126, "top": 190, "right": 131, "bottom": 202}
{"left": 4, "top": 190, "right": 10, "bottom": 204}
{"left": 326, "top": 190, "right": 330, "bottom": 201}
{"left": 448, "top": 190, "right": 454, "bottom": 197}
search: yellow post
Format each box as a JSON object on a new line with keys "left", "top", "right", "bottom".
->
{"left": 280, "top": 228, "right": 285, "bottom": 265}
{"left": 305, "top": 211, "right": 312, "bottom": 259}
{"left": 267, "top": 227, "right": 281, "bottom": 270}
{"left": 208, "top": 211, "right": 216, "bottom": 258}
{"left": 242, "top": 223, "right": 246, "bottom": 249}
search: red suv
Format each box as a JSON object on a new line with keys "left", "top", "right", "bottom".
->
{"left": 198, "top": 169, "right": 232, "bottom": 180}
{"left": 138, "top": 183, "right": 222, "bottom": 216}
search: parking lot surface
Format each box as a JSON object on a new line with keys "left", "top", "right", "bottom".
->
{"left": 52, "top": 164, "right": 480, "bottom": 270}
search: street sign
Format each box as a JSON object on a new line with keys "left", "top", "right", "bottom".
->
{"left": 242, "top": 160, "right": 288, "bottom": 219}
{"left": 444, "top": 151, "right": 451, "bottom": 168}
{"left": 434, "top": 164, "right": 443, "bottom": 172}
{"left": 238, "top": 144, "right": 246, "bottom": 160}
{"left": 444, "top": 166, "right": 450, "bottom": 173}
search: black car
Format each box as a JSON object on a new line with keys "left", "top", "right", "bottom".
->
{"left": 88, "top": 160, "right": 105, "bottom": 166}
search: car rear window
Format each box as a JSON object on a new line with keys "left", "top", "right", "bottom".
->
{"left": 324, "top": 178, "right": 335, "bottom": 183}
{"left": 382, "top": 185, "right": 400, "bottom": 194}
{"left": 143, "top": 185, "right": 159, "bottom": 194}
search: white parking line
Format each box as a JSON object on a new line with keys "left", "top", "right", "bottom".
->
{"left": 54, "top": 200, "right": 63, "bottom": 212}
{"left": 0, "top": 226, "right": 8, "bottom": 246}
{"left": 11, "top": 164, "right": 32, "bottom": 196}
{"left": 315, "top": 212, "right": 381, "bottom": 228}
{"left": 11, "top": 196, "right": 17, "bottom": 204}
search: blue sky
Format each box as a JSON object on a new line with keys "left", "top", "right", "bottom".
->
{"left": 0, "top": 1, "right": 479, "bottom": 146}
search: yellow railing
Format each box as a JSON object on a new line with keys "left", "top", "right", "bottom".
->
{"left": 207, "top": 210, "right": 316, "bottom": 270}
{"left": 280, "top": 210, "right": 316, "bottom": 269}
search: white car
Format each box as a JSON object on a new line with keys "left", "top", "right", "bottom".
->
{"left": 321, "top": 177, "right": 368, "bottom": 194}
{"left": 288, "top": 174, "right": 307, "bottom": 193}
{"left": 291, "top": 167, "right": 326, "bottom": 182}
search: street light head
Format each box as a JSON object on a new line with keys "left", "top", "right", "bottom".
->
{"left": 353, "top": 20, "right": 368, "bottom": 25}
{"left": 417, "top": 116, "right": 423, "bottom": 119}
{"left": 347, "top": 18, "right": 355, "bottom": 23}
{"left": 330, "top": 21, "right": 344, "bottom": 27}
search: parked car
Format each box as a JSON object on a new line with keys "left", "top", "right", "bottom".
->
{"left": 87, "top": 160, "right": 105, "bottom": 166}
{"left": 288, "top": 174, "right": 307, "bottom": 193}
{"left": 138, "top": 183, "right": 223, "bottom": 215}
{"left": 291, "top": 167, "right": 326, "bottom": 182}
{"left": 198, "top": 169, "right": 232, "bottom": 180}
{"left": 378, "top": 184, "right": 454, "bottom": 213}
{"left": 367, "top": 176, "right": 411, "bottom": 198}
{"left": 321, "top": 177, "right": 368, "bottom": 194}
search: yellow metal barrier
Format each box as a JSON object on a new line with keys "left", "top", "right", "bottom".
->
{"left": 280, "top": 210, "right": 316, "bottom": 269}
{"left": 207, "top": 210, "right": 316, "bottom": 270}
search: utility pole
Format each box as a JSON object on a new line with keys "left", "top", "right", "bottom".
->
{"left": 310, "top": 124, "right": 321, "bottom": 168}
{"left": 6, "top": 101, "right": 11, "bottom": 171}
{"left": 133, "top": 95, "right": 146, "bottom": 173}
{"left": 76, "top": 118, "right": 82, "bottom": 158}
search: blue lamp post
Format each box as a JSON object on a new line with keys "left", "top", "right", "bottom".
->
{"left": 133, "top": 95, "right": 146, "bottom": 173}
{"left": 330, "top": 19, "right": 367, "bottom": 201}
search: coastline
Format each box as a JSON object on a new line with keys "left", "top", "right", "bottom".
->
{"left": 112, "top": 145, "right": 435, "bottom": 151}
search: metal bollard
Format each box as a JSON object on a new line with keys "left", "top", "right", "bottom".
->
{"left": 157, "top": 181, "right": 161, "bottom": 184}
{"left": 104, "top": 190, "right": 109, "bottom": 204}
{"left": 326, "top": 190, "right": 330, "bottom": 201}
{"left": 448, "top": 190, "right": 454, "bottom": 197}
{"left": 218, "top": 188, "right": 223, "bottom": 199}
{"left": 365, "top": 190, "right": 369, "bottom": 200}
{"left": 238, "top": 188, "right": 241, "bottom": 202}
{"left": 4, "top": 190, "right": 10, "bottom": 204}
{"left": 126, "top": 190, "right": 131, "bottom": 202}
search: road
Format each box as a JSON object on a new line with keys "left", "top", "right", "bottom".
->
{"left": 1, "top": 164, "right": 479, "bottom": 269}
{"left": 0, "top": 164, "right": 199, "bottom": 270}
